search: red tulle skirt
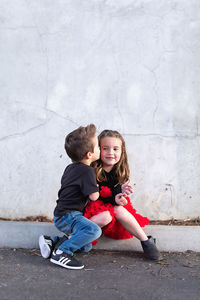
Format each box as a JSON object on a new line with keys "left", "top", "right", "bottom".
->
{"left": 84, "top": 197, "right": 149, "bottom": 241}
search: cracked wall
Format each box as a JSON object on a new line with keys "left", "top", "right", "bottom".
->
{"left": 0, "top": 0, "right": 200, "bottom": 219}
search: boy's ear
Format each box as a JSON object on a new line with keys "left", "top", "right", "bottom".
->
{"left": 85, "top": 152, "right": 92, "bottom": 159}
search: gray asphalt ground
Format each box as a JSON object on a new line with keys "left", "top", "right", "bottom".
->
{"left": 0, "top": 249, "right": 199, "bottom": 300}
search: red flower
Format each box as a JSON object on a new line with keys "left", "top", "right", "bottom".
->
{"left": 100, "top": 186, "right": 112, "bottom": 197}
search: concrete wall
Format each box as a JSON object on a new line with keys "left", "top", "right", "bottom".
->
{"left": 0, "top": 0, "right": 199, "bottom": 220}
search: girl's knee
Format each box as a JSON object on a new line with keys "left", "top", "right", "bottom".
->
{"left": 114, "top": 205, "right": 131, "bottom": 220}
{"left": 90, "top": 211, "right": 112, "bottom": 227}
{"left": 114, "top": 205, "right": 125, "bottom": 215}
{"left": 101, "top": 211, "right": 112, "bottom": 225}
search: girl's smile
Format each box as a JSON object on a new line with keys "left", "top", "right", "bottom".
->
{"left": 100, "top": 137, "right": 122, "bottom": 171}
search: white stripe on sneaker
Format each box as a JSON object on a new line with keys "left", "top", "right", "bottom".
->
{"left": 59, "top": 257, "right": 65, "bottom": 263}
{"left": 59, "top": 257, "right": 69, "bottom": 262}
{"left": 58, "top": 256, "right": 71, "bottom": 265}
{"left": 63, "top": 258, "right": 71, "bottom": 264}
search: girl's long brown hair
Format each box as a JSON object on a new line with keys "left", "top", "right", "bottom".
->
{"left": 92, "top": 130, "right": 130, "bottom": 184}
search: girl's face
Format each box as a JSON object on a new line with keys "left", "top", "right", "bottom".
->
{"left": 100, "top": 137, "right": 122, "bottom": 171}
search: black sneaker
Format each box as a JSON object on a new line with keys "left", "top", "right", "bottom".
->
{"left": 54, "top": 235, "right": 69, "bottom": 251}
{"left": 50, "top": 251, "right": 84, "bottom": 270}
{"left": 39, "top": 235, "right": 54, "bottom": 259}
{"left": 141, "top": 236, "right": 163, "bottom": 261}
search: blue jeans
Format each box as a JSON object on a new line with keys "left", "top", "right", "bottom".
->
{"left": 53, "top": 211, "right": 102, "bottom": 256}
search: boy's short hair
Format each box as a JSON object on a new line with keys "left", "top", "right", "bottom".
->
{"left": 65, "top": 124, "right": 97, "bottom": 162}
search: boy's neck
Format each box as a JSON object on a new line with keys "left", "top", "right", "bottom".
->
{"left": 80, "top": 158, "right": 92, "bottom": 166}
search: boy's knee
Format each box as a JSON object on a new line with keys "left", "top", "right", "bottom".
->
{"left": 94, "top": 224, "right": 102, "bottom": 239}
{"left": 90, "top": 223, "right": 102, "bottom": 239}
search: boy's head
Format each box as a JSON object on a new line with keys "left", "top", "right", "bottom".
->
{"left": 65, "top": 124, "right": 99, "bottom": 162}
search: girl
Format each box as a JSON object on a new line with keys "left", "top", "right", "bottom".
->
{"left": 84, "top": 129, "right": 162, "bottom": 261}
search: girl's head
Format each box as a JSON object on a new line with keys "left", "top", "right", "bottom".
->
{"left": 93, "top": 130, "right": 130, "bottom": 184}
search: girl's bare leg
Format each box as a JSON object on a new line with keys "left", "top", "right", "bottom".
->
{"left": 114, "top": 206, "right": 148, "bottom": 241}
{"left": 90, "top": 207, "right": 162, "bottom": 260}
{"left": 90, "top": 211, "right": 112, "bottom": 228}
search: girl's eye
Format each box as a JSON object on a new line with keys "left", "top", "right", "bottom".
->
{"left": 114, "top": 148, "right": 119, "bottom": 151}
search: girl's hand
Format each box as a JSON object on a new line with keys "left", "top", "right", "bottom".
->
{"left": 121, "top": 183, "right": 134, "bottom": 196}
{"left": 115, "top": 193, "right": 128, "bottom": 206}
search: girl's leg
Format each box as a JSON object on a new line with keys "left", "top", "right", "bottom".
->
{"left": 114, "top": 206, "right": 148, "bottom": 241}
{"left": 114, "top": 206, "right": 163, "bottom": 260}
{"left": 90, "top": 211, "right": 112, "bottom": 228}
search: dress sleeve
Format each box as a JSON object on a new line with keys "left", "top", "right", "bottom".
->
{"left": 112, "top": 183, "right": 122, "bottom": 197}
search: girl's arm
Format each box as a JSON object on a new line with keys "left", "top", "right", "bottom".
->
{"left": 121, "top": 183, "right": 134, "bottom": 195}
{"left": 115, "top": 193, "right": 128, "bottom": 206}
{"left": 114, "top": 184, "right": 134, "bottom": 206}
{"left": 98, "top": 183, "right": 123, "bottom": 205}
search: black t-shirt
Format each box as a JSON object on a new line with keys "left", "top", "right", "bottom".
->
{"left": 54, "top": 162, "right": 98, "bottom": 216}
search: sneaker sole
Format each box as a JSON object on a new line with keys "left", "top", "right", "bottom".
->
{"left": 50, "top": 258, "right": 84, "bottom": 270}
{"left": 39, "top": 235, "right": 51, "bottom": 259}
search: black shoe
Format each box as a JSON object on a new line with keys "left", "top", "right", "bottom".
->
{"left": 141, "top": 236, "right": 163, "bottom": 261}
{"left": 39, "top": 235, "right": 54, "bottom": 259}
{"left": 54, "top": 235, "right": 69, "bottom": 252}
{"left": 50, "top": 251, "right": 84, "bottom": 270}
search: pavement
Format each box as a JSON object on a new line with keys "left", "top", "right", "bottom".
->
{"left": 0, "top": 248, "right": 199, "bottom": 300}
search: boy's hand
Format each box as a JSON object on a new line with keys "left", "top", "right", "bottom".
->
{"left": 115, "top": 193, "right": 128, "bottom": 206}
{"left": 121, "top": 183, "right": 134, "bottom": 196}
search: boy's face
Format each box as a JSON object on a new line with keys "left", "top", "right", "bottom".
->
{"left": 91, "top": 135, "right": 100, "bottom": 162}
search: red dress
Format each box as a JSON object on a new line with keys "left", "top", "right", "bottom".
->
{"left": 84, "top": 170, "right": 149, "bottom": 241}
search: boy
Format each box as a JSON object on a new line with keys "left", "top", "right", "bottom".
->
{"left": 39, "top": 124, "right": 101, "bottom": 270}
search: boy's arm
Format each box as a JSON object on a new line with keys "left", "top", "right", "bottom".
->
{"left": 81, "top": 168, "right": 99, "bottom": 201}
{"left": 89, "top": 191, "right": 99, "bottom": 201}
